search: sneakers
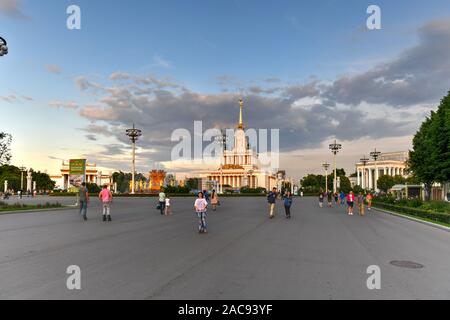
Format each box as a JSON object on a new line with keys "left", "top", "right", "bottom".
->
{"left": 107, "top": 215, "right": 112, "bottom": 222}
{"left": 102, "top": 215, "right": 106, "bottom": 222}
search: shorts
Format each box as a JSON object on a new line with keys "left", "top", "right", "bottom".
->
{"left": 347, "top": 201, "right": 354, "bottom": 208}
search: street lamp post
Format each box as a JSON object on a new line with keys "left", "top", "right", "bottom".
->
{"left": 322, "top": 162, "right": 330, "bottom": 193}
{"left": 360, "top": 156, "right": 369, "bottom": 190}
{"left": 0, "top": 36, "right": 8, "bottom": 57}
{"left": 126, "top": 124, "right": 142, "bottom": 195}
{"left": 19, "top": 166, "right": 26, "bottom": 191}
{"left": 215, "top": 131, "right": 228, "bottom": 194}
{"left": 370, "top": 148, "right": 381, "bottom": 192}
{"left": 329, "top": 140, "right": 342, "bottom": 194}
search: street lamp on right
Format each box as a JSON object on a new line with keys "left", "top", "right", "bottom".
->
{"left": 360, "top": 156, "right": 369, "bottom": 190}
{"left": 329, "top": 140, "right": 342, "bottom": 193}
{"left": 322, "top": 162, "right": 330, "bottom": 193}
{"left": 370, "top": 148, "right": 381, "bottom": 191}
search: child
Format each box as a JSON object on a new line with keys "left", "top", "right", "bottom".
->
{"left": 318, "top": 190, "right": 324, "bottom": 208}
{"left": 165, "top": 195, "right": 171, "bottom": 215}
{"left": 194, "top": 192, "right": 208, "bottom": 234}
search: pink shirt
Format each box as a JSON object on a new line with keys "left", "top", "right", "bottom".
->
{"left": 347, "top": 194, "right": 355, "bottom": 202}
{"left": 99, "top": 189, "right": 112, "bottom": 202}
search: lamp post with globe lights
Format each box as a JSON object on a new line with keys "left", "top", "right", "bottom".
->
{"left": 329, "top": 140, "right": 342, "bottom": 194}
{"left": 214, "top": 131, "right": 228, "bottom": 194}
{"left": 322, "top": 163, "right": 330, "bottom": 193}
{"left": 126, "top": 124, "right": 142, "bottom": 195}
{"left": 370, "top": 148, "right": 382, "bottom": 191}
{"left": 360, "top": 156, "right": 369, "bottom": 190}
{"left": 0, "top": 37, "right": 8, "bottom": 57}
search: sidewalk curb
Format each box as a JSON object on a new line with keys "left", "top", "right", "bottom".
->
{"left": 372, "top": 207, "right": 450, "bottom": 232}
{"left": 0, "top": 205, "right": 77, "bottom": 216}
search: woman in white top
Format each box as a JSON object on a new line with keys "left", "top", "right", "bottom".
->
{"left": 165, "top": 195, "right": 171, "bottom": 215}
{"left": 194, "top": 192, "right": 208, "bottom": 234}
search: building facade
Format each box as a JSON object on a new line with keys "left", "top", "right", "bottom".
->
{"left": 355, "top": 151, "right": 408, "bottom": 190}
{"left": 50, "top": 160, "right": 113, "bottom": 190}
{"left": 204, "top": 99, "right": 277, "bottom": 192}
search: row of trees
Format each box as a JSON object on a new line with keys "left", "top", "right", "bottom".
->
{"left": 0, "top": 164, "right": 55, "bottom": 192}
{"left": 300, "top": 168, "right": 352, "bottom": 194}
{"left": 408, "top": 91, "right": 450, "bottom": 201}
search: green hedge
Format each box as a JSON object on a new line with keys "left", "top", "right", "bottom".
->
{"left": 372, "top": 201, "right": 450, "bottom": 224}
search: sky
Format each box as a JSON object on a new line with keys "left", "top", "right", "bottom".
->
{"left": 1, "top": 0, "right": 450, "bottom": 180}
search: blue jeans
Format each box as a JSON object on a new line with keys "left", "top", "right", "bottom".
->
{"left": 197, "top": 211, "right": 207, "bottom": 231}
{"left": 79, "top": 200, "right": 88, "bottom": 217}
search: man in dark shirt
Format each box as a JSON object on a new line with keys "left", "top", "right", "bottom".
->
{"left": 267, "top": 187, "right": 277, "bottom": 219}
{"left": 79, "top": 182, "right": 89, "bottom": 221}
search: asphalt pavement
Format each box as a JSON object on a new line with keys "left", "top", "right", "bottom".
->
{"left": 0, "top": 196, "right": 449, "bottom": 299}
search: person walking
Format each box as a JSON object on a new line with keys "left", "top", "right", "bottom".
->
{"left": 366, "top": 192, "right": 373, "bottom": 211}
{"left": 346, "top": 191, "right": 355, "bottom": 216}
{"left": 357, "top": 192, "right": 365, "bottom": 216}
{"left": 165, "top": 194, "right": 171, "bottom": 215}
{"left": 79, "top": 182, "right": 89, "bottom": 221}
{"left": 203, "top": 189, "right": 210, "bottom": 203}
{"left": 283, "top": 191, "right": 293, "bottom": 219}
{"left": 210, "top": 189, "right": 219, "bottom": 211}
{"left": 327, "top": 190, "right": 333, "bottom": 207}
{"left": 158, "top": 189, "right": 166, "bottom": 215}
{"left": 334, "top": 192, "right": 339, "bottom": 205}
{"left": 99, "top": 185, "right": 113, "bottom": 222}
{"left": 194, "top": 192, "right": 208, "bottom": 234}
{"left": 318, "top": 189, "right": 324, "bottom": 208}
{"left": 339, "top": 191, "right": 346, "bottom": 206}
{"left": 267, "top": 187, "right": 277, "bottom": 218}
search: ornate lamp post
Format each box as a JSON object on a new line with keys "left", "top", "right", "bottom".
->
{"left": 322, "top": 162, "right": 330, "bottom": 193}
{"left": 215, "top": 131, "right": 228, "bottom": 194}
{"left": 360, "top": 156, "right": 369, "bottom": 190}
{"left": 125, "top": 124, "right": 142, "bottom": 194}
{"left": 0, "top": 36, "right": 8, "bottom": 57}
{"left": 370, "top": 148, "right": 381, "bottom": 191}
{"left": 19, "top": 166, "right": 26, "bottom": 191}
{"left": 329, "top": 140, "right": 342, "bottom": 193}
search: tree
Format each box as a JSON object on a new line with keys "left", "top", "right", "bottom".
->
{"left": 433, "top": 91, "right": 450, "bottom": 184}
{"left": 86, "top": 182, "right": 101, "bottom": 193}
{"left": 31, "top": 170, "right": 55, "bottom": 191}
{"left": 377, "top": 175, "right": 396, "bottom": 193}
{"left": 185, "top": 178, "right": 199, "bottom": 191}
{"left": 408, "top": 112, "right": 439, "bottom": 201}
{"left": 0, "top": 132, "right": 12, "bottom": 165}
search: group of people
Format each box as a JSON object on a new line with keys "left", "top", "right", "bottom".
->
{"left": 78, "top": 182, "right": 113, "bottom": 221}
{"left": 318, "top": 189, "right": 373, "bottom": 216}
{"left": 267, "top": 187, "right": 293, "bottom": 219}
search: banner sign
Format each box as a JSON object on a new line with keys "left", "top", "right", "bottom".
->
{"left": 69, "top": 159, "right": 86, "bottom": 187}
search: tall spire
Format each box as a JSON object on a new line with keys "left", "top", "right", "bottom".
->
{"left": 238, "top": 98, "right": 244, "bottom": 129}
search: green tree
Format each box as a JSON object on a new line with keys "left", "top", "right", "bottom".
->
{"left": 0, "top": 132, "right": 12, "bottom": 165}
{"left": 393, "top": 175, "right": 406, "bottom": 185}
{"left": 408, "top": 111, "right": 439, "bottom": 200}
{"left": 86, "top": 182, "right": 101, "bottom": 193}
{"left": 377, "top": 175, "right": 396, "bottom": 193}
{"left": 31, "top": 170, "right": 55, "bottom": 191}
{"left": 433, "top": 91, "right": 450, "bottom": 184}
{"left": 185, "top": 178, "right": 199, "bottom": 191}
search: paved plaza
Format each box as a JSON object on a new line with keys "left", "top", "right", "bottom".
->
{"left": 0, "top": 196, "right": 449, "bottom": 299}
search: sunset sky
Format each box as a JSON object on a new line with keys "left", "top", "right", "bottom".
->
{"left": 1, "top": 0, "right": 450, "bottom": 179}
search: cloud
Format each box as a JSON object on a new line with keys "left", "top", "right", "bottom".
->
{"left": 152, "top": 55, "right": 172, "bottom": 68}
{"left": 45, "top": 64, "right": 61, "bottom": 74}
{"left": 49, "top": 100, "right": 78, "bottom": 109}
{"left": 72, "top": 17, "right": 450, "bottom": 174}
{"left": 85, "top": 134, "right": 97, "bottom": 141}
{"left": 0, "top": 0, "right": 28, "bottom": 19}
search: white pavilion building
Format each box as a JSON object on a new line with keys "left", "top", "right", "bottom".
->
{"left": 203, "top": 99, "right": 277, "bottom": 192}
